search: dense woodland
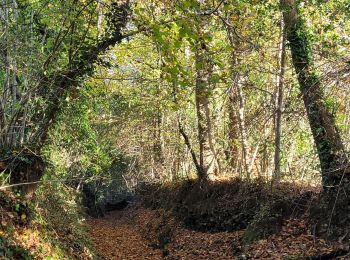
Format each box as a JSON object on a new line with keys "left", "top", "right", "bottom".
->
{"left": 0, "top": 0, "right": 350, "bottom": 259}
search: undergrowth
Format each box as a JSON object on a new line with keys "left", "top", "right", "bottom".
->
{"left": 0, "top": 182, "right": 98, "bottom": 259}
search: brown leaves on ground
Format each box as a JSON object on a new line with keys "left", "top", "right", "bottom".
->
{"left": 88, "top": 209, "right": 163, "bottom": 260}
{"left": 89, "top": 208, "right": 243, "bottom": 260}
{"left": 247, "top": 217, "right": 349, "bottom": 259}
{"left": 133, "top": 208, "right": 244, "bottom": 260}
{"left": 88, "top": 208, "right": 349, "bottom": 260}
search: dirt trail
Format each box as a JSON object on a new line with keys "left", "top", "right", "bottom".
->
{"left": 88, "top": 208, "right": 347, "bottom": 259}
{"left": 88, "top": 208, "right": 243, "bottom": 260}
{"left": 88, "top": 209, "right": 163, "bottom": 260}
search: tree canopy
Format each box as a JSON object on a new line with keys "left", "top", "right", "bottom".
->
{"left": 0, "top": 0, "right": 350, "bottom": 258}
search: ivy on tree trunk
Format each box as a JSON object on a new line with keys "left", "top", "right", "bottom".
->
{"left": 281, "top": 0, "right": 349, "bottom": 188}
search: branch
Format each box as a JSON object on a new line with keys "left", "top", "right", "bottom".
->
{"left": 203, "top": 0, "right": 226, "bottom": 15}
{"left": 121, "top": 16, "right": 184, "bottom": 39}
{"left": 32, "top": 1, "right": 130, "bottom": 148}
{"left": 178, "top": 119, "right": 202, "bottom": 176}
{"left": 215, "top": 11, "right": 258, "bottom": 50}
{"left": 122, "top": 1, "right": 227, "bottom": 39}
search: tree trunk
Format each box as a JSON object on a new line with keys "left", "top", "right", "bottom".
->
{"left": 281, "top": 0, "right": 348, "bottom": 187}
{"left": 152, "top": 109, "right": 163, "bottom": 179}
{"left": 97, "top": 0, "right": 103, "bottom": 39}
{"left": 153, "top": 53, "right": 165, "bottom": 172}
{"left": 260, "top": 128, "right": 269, "bottom": 176}
{"left": 236, "top": 80, "right": 250, "bottom": 178}
{"left": 194, "top": 20, "right": 217, "bottom": 180}
{"left": 225, "top": 26, "right": 250, "bottom": 179}
{"left": 227, "top": 89, "right": 240, "bottom": 172}
{"left": 273, "top": 15, "right": 287, "bottom": 183}
{"left": 195, "top": 48, "right": 212, "bottom": 179}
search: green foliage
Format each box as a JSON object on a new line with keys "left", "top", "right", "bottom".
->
{"left": 34, "top": 182, "right": 96, "bottom": 259}
{"left": 45, "top": 87, "right": 111, "bottom": 180}
{"left": 0, "top": 237, "right": 32, "bottom": 260}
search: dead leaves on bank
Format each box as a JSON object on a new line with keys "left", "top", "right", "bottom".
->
{"left": 88, "top": 208, "right": 349, "bottom": 259}
{"left": 247, "top": 218, "right": 348, "bottom": 259}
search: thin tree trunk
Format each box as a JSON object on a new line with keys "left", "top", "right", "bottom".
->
{"left": 152, "top": 109, "right": 163, "bottom": 179}
{"left": 178, "top": 119, "right": 203, "bottom": 178}
{"left": 260, "top": 127, "right": 269, "bottom": 176}
{"left": 97, "top": 0, "right": 103, "bottom": 39}
{"left": 153, "top": 111, "right": 163, "bottom": 162}
{"left": 281, "top": 0, "right": 348, "bottom": 187}
{"left": 194, "top": 23, "right": 216, "bottom": 179}
{"left": 153, "top": 52, "right": 164, "bottom": 168}
{"left": 237, "top": 81, "right": 250, "bottom": 178}
{"left": 223, "top": 20, "right": 250, "bottom": 179}
{"left": 2, "top": 0, "right": 19, "bottom": 149}
{"left": 273, "top": 15, "right": 287, "bottom": 183}
{"left": 195, "top": 64, "right": 211, "bottom": 179}
{"left": 227, "top": 89, "right": 240, "bottom": 172}
{"left": 249, "top": 139, "right": 261, "bottom": 174}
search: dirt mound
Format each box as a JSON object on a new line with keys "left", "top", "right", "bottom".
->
{"left": 137, "top": 179, "right": 317, "bottom": 239}
{"left": 135, "top": 179, "right": 350, "bottom": 257}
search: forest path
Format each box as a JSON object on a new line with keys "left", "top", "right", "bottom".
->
{"left": 88, "top": 209, "right": 163, "bottom": 260}
{"left": 88, "top": 207, "right": 243, "bottom": 260}
{"left": 87, "top": 207, "right": 347, "bottom": 259}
